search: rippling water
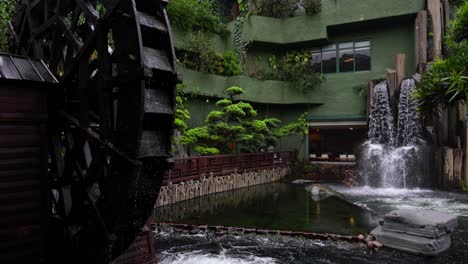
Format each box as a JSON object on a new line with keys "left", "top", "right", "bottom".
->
{"left": 155, "top": 183, "right": 468, "bottom": 264}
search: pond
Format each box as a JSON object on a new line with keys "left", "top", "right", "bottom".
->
{"left": 154, "top": 182, "right": 468, "bottom": 264}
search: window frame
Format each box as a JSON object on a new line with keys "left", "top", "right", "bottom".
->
{"left": 311, "top": 40, "right": 371, "bottom": 74}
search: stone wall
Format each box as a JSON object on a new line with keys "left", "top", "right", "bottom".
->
{"left": 156, "top": 167, "right": 290, "bottom": 207}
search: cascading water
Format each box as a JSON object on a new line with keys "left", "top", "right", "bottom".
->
{"left": 360, "top": 79, "right": 431, "bottom": 188}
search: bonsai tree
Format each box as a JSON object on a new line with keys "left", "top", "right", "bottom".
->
{"left": 181, "top": 86, "right": 308, "bottom": 155}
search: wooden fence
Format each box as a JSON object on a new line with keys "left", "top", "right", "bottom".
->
{"left": 163, "top": 151, "right": 297, "bottom": 185}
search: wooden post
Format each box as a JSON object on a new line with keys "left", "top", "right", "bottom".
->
{"left": 367, "top": 80, "right": 375, "bottom": 117}
{"left": 427, "top": 0, "right": 443, "bottom": 59}
{"left": 415, "top": 11, "right": 428, "bottom": 73}
{"left": 448, "top": 104, "right": 458, "bottom": 147}
{"left": 395, "top": 54, "right": 406, "bottom": 88}
{"left": 386, "top": 69, "right": 398, "bottom": 118}
{"left": 443, "top": 147, "right": 454, "bottom": 189}
{"left": 454, "top": 149, "right": 463, "bottom": 189}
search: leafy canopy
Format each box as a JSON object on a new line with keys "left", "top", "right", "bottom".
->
{"left": 181, "top": 86, "right": 308, "bottom": 155}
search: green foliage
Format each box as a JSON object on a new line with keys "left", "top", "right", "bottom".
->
{"left": 268, "top": 50, "right": 325, "bottom": 92}
{"left": 253, "top": 0, "right": 297, "bottom": 18}
{"left": 175, "top": 84, "right": 191, "bottom": 133}
{"left": 414, "top": 2, "right": 468, "bottom": 114}
{"left": 222, "top": 50, "right": 242, "bottom": 76}
{"left": 181, "top": 86, "right": 307, "bottom": 155}
{"left": 0, "top": 0, "right": 14, "bottom": 52}
{"left": 276, "top": 113, "right": 309, "bottom": 137}
{"left": 302, "top": 0, "right": 322, "bottom": 15}
{"left": 177, "top": 32, "right": 242, "bottom": 76}
{"left": 462, "top": 179, "right": 468, "bottom": 192}
{"left": 167, "top": 0, "right": 227, "bottom": 34}
{"left": 226, "top": 86, "right": 245, "bottom": 97}
{"left": 234, "top": 0, "right": 250, "bottom": 69}
{"left": 414, "top": 45, "right": 468, "bottom": 114}
{"left": 447, "top": 2, "right": 468, "bottom": 44}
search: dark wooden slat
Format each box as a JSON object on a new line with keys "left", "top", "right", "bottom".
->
{"left": 76, "top": 0, "right": 100, "bottom": 24}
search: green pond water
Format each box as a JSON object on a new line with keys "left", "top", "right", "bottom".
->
{"left": 154, "top": 182, "right": 377, "bottom": 235}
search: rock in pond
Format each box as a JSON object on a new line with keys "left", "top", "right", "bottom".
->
{"left": 371, "top": 209, "right": 458, "bottom": 256}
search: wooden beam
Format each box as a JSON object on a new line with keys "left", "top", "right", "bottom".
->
{"left": 367, "top": 80, "right": 375, "bottom": 118}
{"left": 465, "top": 119, "right": 468, "bottom": 187}
{"left": 443, "top": 147, "right": 454, "bottom": 189}
{"left": 454, "top": 149, "right": 463, "bottom": 189}
{"left": 395, "top": 53, "right": 406, "bottom": 88}
{"left": 415, "top": 11, "right": 427, "bottom": 73}
{"left": 427, "top": 0, "right": 443, "bottom": 59}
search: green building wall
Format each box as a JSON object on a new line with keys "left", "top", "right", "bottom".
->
{"left": 174, "top": 0, "right": 425, "bottom": 159}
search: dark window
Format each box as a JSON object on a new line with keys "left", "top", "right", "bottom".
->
{"left": 312, "top": 41, "right": 371, "bottom": 74}
{"left": 339, "top": 49, "right": 354, "bottom": 72}
{"left": 322, "top": 50, "right": 337, "bottom": 74}
{"left": 311, "top": 51, "right": 322, "bottom": 72}
{"left": 355, "top": 47, "right": 371, "bottom": 71}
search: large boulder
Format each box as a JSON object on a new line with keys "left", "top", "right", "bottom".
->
{"left": 371, "top": 209, "right": 458, "bottom": 256}
{"left": 382, "top": 209, "right": 458, "bottom": 238}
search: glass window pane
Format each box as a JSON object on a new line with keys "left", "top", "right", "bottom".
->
{"left": 355, "top": 47, "right": 371, "bottom": 71}
{"left": 355, "top": 41, "right": 371, "bottom": 47}
{"left": 322, "top": 44, "right": 336, "bottom": 51}
{"left": 339, "top": 42, "right": 353, "bottom": 49}
{"left": 311, "top": 52, "right": 322, "bottom": 73}
{"left": 339, "top": 49, "right": 354, "bottom": 72}
{"left": 322, "top": 50, "right": 337, "bottom": 73}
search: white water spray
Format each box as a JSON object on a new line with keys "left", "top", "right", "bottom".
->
{"left": 361, "top": 79, "right": 430, "bottom": 188}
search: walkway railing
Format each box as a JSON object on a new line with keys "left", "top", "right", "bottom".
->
{"left": 163, "top": 151, "right": 297, "bottom": 185}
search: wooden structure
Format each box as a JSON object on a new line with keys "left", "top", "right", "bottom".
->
{"left": 5, "top": 0, "right": 178, "bottom": 263}
{"left": 163, "top": 151, "right": 297, "bottom": 185}
{"left": 0, "top": 54, "right": 57, "bottom": 263}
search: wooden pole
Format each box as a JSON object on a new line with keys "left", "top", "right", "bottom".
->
{"left": 415, "top": 11, "right": 428, "bottom": 73}
{"left": 386, "top": 69, "right": 398, "bottom": 119}
{"left": 395, "top": 54, "right": 406, "bottom": 88}
{"left": 454, "top": 149, "right": 463, "bottom": 189}
{"left": 443, "top": 147, "right": 454, "bottom": 189}
{"left": 367, "top": 80, "right": 375, "bottom": 118}
{"left": 427, "top": 0, "right": 443, "bottom": 59}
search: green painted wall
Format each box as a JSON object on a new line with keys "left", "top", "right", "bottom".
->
{"left": 241, "top": 0, "right": 425, "bottom": 45}
{"left": 173, "top": 0, "right": 423, "bottom": 158}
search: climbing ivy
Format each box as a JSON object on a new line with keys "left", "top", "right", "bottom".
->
{"left": 233, "top": 0, "right": 250, "bottom": 70}
{"left": 0, "top": 0, "right": 15, "bottom": 52}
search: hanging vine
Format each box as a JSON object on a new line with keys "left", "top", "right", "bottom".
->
{"left": 234, "top": 0, "right": 250, "bottom": 70}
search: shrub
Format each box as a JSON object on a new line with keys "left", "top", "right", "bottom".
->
{"left": 302, "top": 0, "right": 321, "bottom": 15}
{"left": 267, "top": 50, "right": 325, "bottom": 92}
{"left": 176, "top": 32, "right": 242, "bottom": 76}
{"left": 0, "top": 0, "right": 15, "bottom": 52}
{"left": 253, "top": 0, "right": 297, "bottom": 18}
{"left": 167, "top": 0, "right": 227, "bottom": 34}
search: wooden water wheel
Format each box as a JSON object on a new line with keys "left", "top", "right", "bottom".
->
{"left": 9, "top": 0, "right": 177, "bottom": 263}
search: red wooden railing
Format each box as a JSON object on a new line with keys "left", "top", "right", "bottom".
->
{"left": 163, "top": 151, "right": 297, "bottom": 185}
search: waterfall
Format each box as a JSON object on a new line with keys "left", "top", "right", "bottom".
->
{"left": 360, "top": 79, "right": 430, "bottom": 188}
{"left": 368, "top": 82, "right": 395, "bottom": 146}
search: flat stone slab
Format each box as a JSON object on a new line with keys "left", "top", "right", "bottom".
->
{"left": 372, "top": 226, "right": 451, "bottom": 256}
{"left": 382, "top": 209, "right": 458, "bottom": 238}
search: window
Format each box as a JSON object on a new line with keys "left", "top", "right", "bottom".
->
{"left": 310, "top": 41, "right": 371, "bottom": 73}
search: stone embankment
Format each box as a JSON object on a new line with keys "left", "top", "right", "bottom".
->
{"left": 156, "top": 167, "right": 290, "bottom": 207}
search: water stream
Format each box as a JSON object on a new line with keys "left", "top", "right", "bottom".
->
{"left": 360, "top": 79, "right": 431, "bottom": 188}
{"left": 154, "top": 183, "right": 468, "bottom": 264}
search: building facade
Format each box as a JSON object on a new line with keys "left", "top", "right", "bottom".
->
{"left": 172, "top": 0, "right": 427, "bottom": 161}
